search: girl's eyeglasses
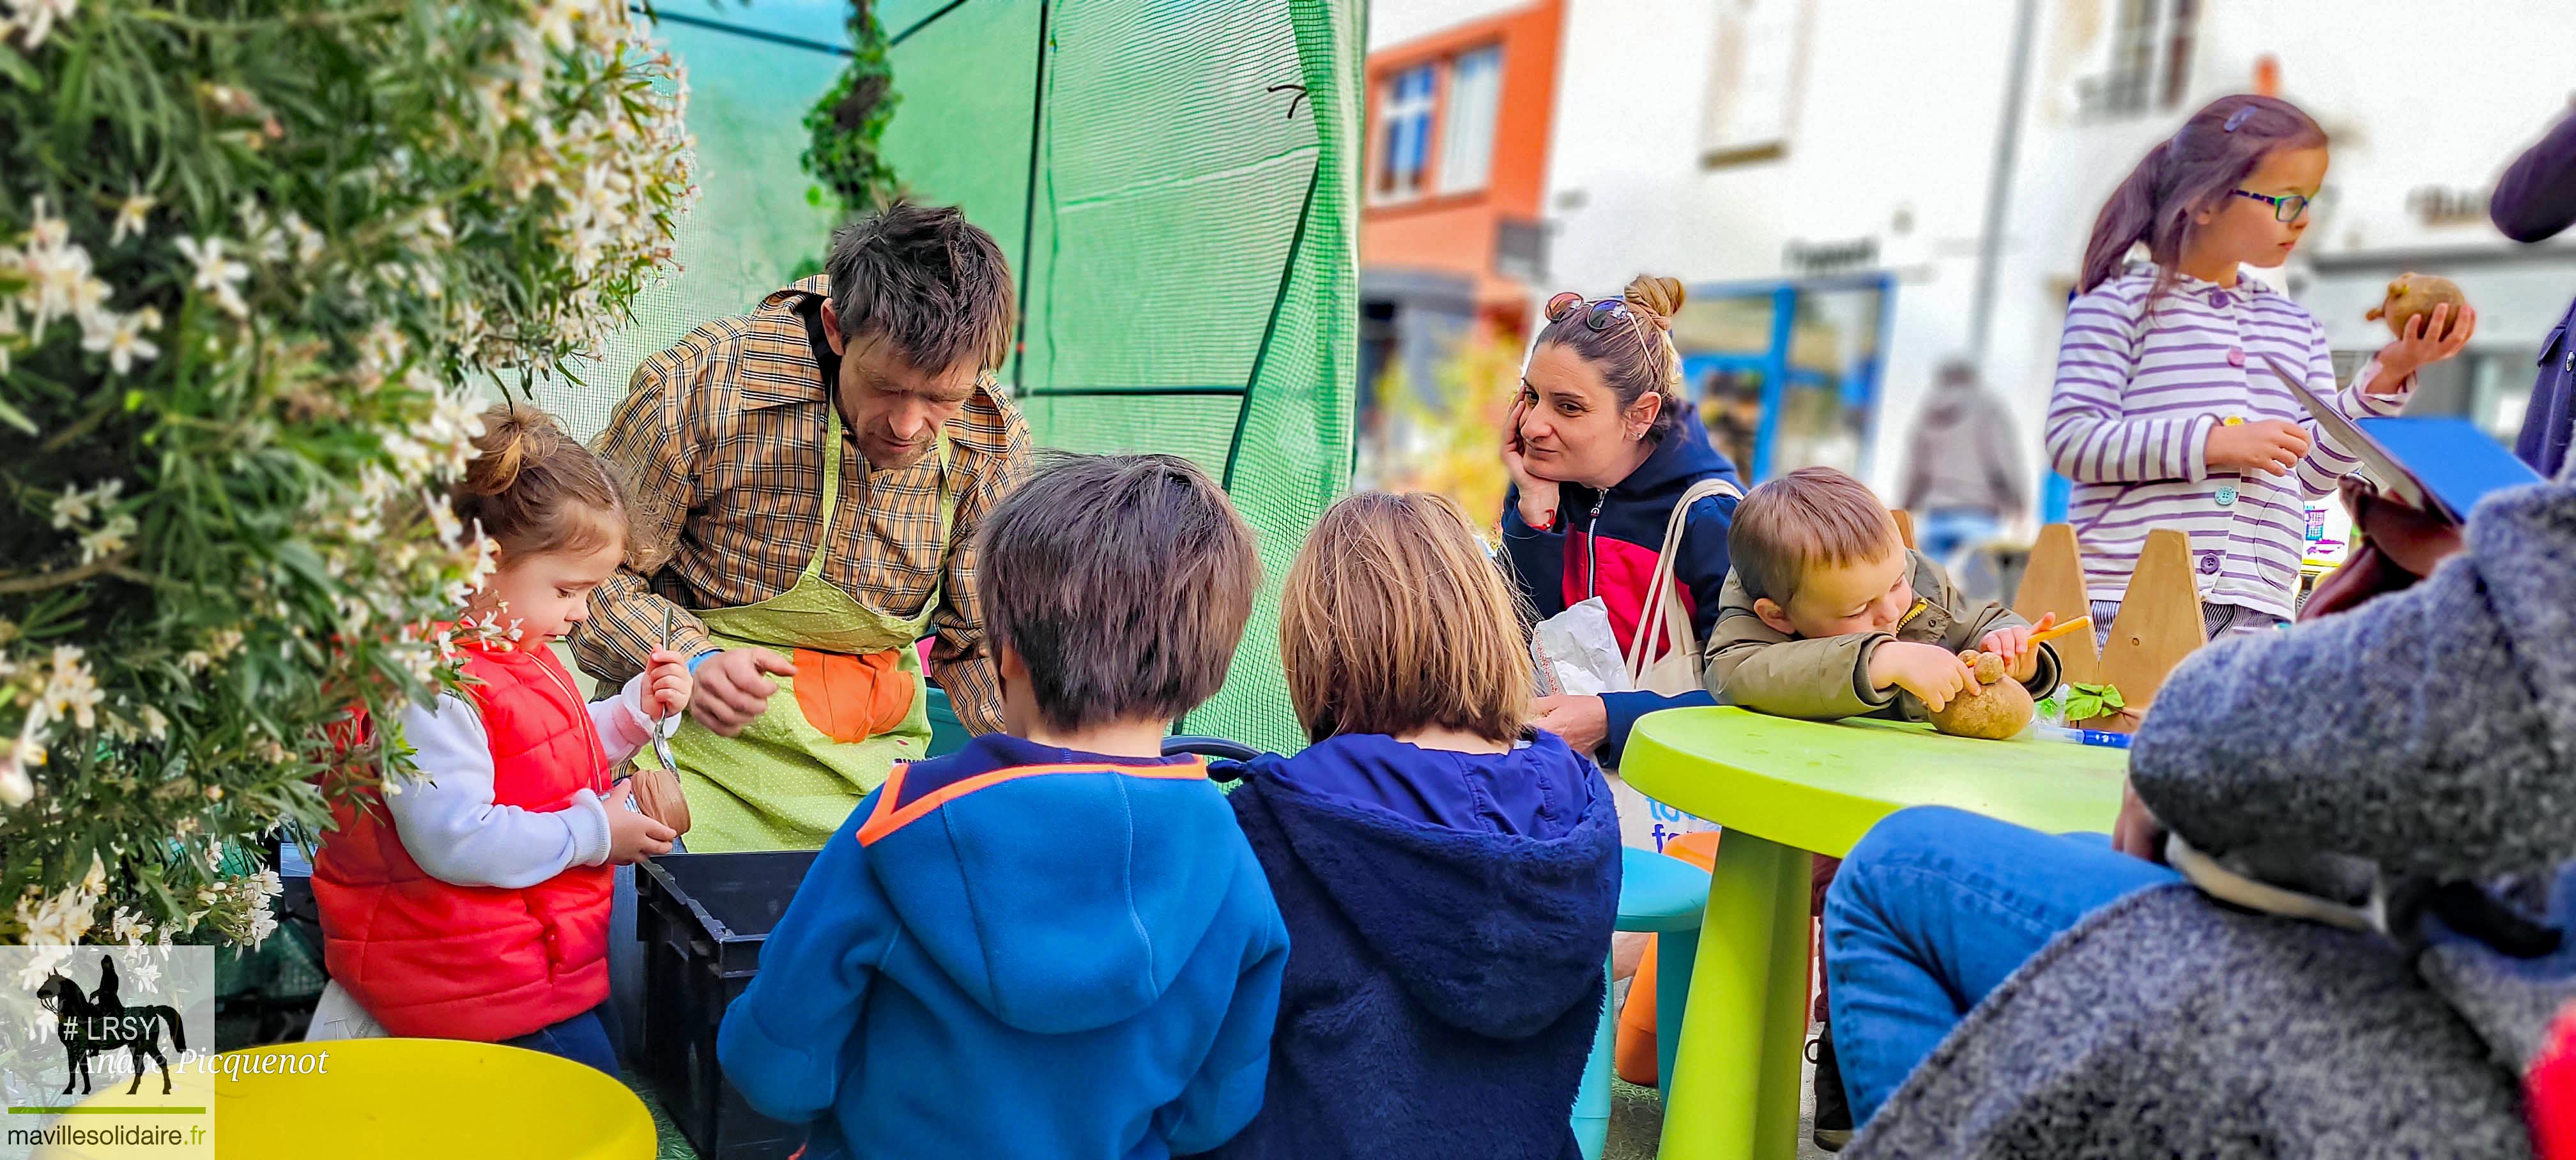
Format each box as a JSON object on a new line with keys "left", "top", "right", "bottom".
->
{"left": 2232, "top": 188, "right": 2315, "bottom": 223}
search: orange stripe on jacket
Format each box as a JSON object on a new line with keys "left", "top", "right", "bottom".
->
{"left": 855, "top": 758, "right": 1211, "bottom": 846}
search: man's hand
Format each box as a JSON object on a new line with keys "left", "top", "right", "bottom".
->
{"left": 1531, "top": 694, "right": 1610, "bottom": 756}
{"left": 1979, "top": 613, "right": 2053, "bottom": 685}
{"left": 2111, "top": 777, "right": 2168, "bottom": 864}
{"left": 691, "top": 648, "right": 797, "bottom": 736}
{"left": 1867, "top": 641, "right": 1981, "bottom": 712}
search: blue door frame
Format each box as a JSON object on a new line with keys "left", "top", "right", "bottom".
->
{"left": 1678, "top": 271, "right": 1897, "bottom": 482}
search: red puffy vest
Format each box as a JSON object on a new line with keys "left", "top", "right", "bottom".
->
{"left": 314, "top": 639, "right": 614, "bottom": 1042}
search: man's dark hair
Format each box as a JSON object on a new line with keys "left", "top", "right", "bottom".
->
{"left": 975, "top": 454, "right": 1259, "bottom": 732}
{"left": 824, "top": 199, "right": 1015, "bottom": 373}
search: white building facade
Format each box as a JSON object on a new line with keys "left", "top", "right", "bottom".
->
{"left": 1542, "top": 0, "right": 2576, "bottom": 506}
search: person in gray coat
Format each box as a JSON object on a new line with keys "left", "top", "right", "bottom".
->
{"left": 1820, "top": 457, "right": 2576, "bottom": 1157}
{"left": 1898, "top": 359, "right": 2028, "bottom": 567}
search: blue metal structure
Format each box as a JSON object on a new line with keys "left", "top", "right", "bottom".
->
{"left": 1678, "top": 270, "right": 1898, "bottom": 482}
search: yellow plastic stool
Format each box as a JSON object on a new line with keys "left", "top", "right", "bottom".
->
{"left": 34, "top": 1039, "right": 655, "bottom": 1159}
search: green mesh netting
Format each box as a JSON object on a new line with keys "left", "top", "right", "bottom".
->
{"left": 540, "top": 1, "right": 1359, "bottom": 755}
{"left": 882, "top": 0, "right": 1361, "bottom": 754}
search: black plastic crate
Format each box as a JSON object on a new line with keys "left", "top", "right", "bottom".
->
{"left": 636, "top": 850, "right": 820, "bottom": 1160}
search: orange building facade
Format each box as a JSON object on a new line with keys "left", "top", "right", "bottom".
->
{"left": 1357, "top": 0, "right": 1565, "bottom": 427}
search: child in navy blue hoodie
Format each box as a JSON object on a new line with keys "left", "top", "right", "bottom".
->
{"left": 1202, "top": 491, "right": 1623, "bottom": 1160}
{"left": 718, "top": 454, "right": 1291, "bottom": 1160}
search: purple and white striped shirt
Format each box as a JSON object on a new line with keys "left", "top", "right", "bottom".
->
{"left": 2045, "top": 266, "right": 2409, "bottom": 621}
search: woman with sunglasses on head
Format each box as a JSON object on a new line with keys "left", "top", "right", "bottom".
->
{"left": 1499, "top": 275, "right": 1743, "bottom": 767}
{"left": 2044, "top": 94, "right": 2474, "bottom": 646}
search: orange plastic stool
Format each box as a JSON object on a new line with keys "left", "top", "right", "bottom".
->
{"left": 1615, "top": 830, "right": 1719, "bottom": 1085}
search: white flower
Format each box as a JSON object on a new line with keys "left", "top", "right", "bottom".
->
{"left": 0, "top": 745, "right": 29, "bottom": 808}
{"left": 179, "top": 650, "right": 211, "bottom": 674}
{"left": 528, "top": 0, "right": 581, "bottom": 52}
{"left": 3, "top": 0, "right": 77, "bottom": 51}
{"left": 12, "top": 945, "right": 73, "bottom": 991}
{"left": 49, "top": 478, "right": 121, "bottom": 529}
{"left": 121, "top": 954, "right": 162, "bottom": 991}
{"left": 424, "top": 491, "right": 465, "bottom": 547}
{"left": 78, "top": 512, "right": 136, "bottom": 563}
{"left": 109, "top": 906, "right": 153, "bottom": 943}
{"left": 285, "top": 213, "right": 325, "bottom": 266}
{"left": 111, "top": 188, "right": 155, "bottom": 245}
{"left": 174, "top": 235, "right": 250, "bottom": 318}
{"left": 81, "top": 309, "right": 159, "bottom": 375}
{"left": 137, "top": 705, "right": 167, "bottom": 740}
{"left": 34, "top": 645, "right": 105, "bottom": 732}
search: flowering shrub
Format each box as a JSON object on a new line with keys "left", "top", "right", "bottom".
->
{"left": 0, "top": 0, "right": 694, "bottom": 965}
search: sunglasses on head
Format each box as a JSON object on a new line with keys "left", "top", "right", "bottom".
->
{"left": 1544, "top": 293, "right": 1636, "bottom": 332}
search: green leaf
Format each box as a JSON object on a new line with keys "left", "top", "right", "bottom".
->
{"left": 0, "top": 395, "right": 38, "bottom": 435}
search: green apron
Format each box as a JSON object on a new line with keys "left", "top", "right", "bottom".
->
{"left": 654, "top": 406, "right": 951, "bottom": 851}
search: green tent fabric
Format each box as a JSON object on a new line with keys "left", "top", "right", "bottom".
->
{"left": 538, "top": 0, "right": 1357, "bottom": 755}
{"left": 880, "top": 0, "right": 1361, "bottom": 754}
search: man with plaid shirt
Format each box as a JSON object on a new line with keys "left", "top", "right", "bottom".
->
{"left": 572, "top": 201, "right": 1030, "bottom": 853}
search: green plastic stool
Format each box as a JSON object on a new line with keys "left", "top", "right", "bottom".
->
{"left": 1574, "top": 846, "right": 1713, "bottom": 1159}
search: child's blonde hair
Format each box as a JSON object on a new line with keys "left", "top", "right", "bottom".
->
{"left": 450, "top": 404, "right": 630, "bottom": 560}
{"left": 1726, "top": 467, "right": 1901, "bottom": 606}
{"left": 1280, "top": 491, "right": 1533, "bottom": 744}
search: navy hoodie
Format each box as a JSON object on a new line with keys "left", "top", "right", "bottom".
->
{"left": 1199, "top": 732, "right": 1621, "bottom": 1160}
{"left": 1503, "top": 409, "right": 1743, "bottom": 764}
{"left": 718, "top": 734, "right": 1291, "bottom": 1160}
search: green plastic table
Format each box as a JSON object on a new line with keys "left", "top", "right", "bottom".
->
{"left": 1621, "top": 707, "right": 2129, "bottom": 1159}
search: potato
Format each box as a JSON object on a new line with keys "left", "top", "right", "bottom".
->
{"left": 1928, "top": 650, "right": 2036, "bottom": 740}
{"left": 2365, "top": 273, "right": 2467, "bottom": 340}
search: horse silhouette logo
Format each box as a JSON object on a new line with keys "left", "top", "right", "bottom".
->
{"left": 33, "top": 953, "right": 187, "bottom": 1096}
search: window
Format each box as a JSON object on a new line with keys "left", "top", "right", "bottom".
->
{"left": 1436, "top": 46, "right": 1503, "bottom": 194}
{"left": 1375, "top": 65, "right": 1436, "bottom": 202}
{"left": 2079, "top": 0, "right": 2198, "bottom": 120}
{"left": 1699, "top": 0, "right": 1809, "bottom": 166}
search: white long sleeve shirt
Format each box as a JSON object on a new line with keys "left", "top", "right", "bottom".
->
{"left": 388, "top": 672, "right": 659, "bottom": 889}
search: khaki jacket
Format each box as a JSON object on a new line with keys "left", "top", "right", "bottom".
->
{"left": 1701, "top": 550, "right": 2060, "bottom": 721}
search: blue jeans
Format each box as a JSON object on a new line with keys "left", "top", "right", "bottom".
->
{"left": 1821, "top": 806, "right": 2180, "bottom": 1124}
{"left": 506, "top": 1004, "right": 621, "bottom": 1076}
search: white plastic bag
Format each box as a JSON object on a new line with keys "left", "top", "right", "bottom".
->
{"left": 1531, "top": 599, "right": 1719, "bottom": 854}
{"left": 1531, "top": 597, "right": 1632, "bottom": 698}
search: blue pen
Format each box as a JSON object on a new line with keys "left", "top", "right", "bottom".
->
{"left": 2032, "top": 724, "right": 2132, "bottom": 749}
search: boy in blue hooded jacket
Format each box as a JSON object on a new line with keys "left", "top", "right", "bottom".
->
{"left": 718, "top": 454, "right": 1290, "bottom": 1160}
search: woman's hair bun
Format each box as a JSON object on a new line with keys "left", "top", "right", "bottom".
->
{"left": 1623, "top": 275, "right": 1686, "bottom": 330}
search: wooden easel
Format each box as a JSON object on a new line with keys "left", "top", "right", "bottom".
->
{"left": 2011, "top": 524, "right": 2207, "bottom": 729}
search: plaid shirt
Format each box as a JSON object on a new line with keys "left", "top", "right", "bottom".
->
{"left": 571, "top": 277, "right": 1029, "bottom": 734}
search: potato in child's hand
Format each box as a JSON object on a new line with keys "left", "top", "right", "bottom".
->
{"left": 608, "top": 791, "right": 677, "bottom": 864}
{"left": 1868, "top": 641, "right": 1980, "bottom": 713}
{"left": 1926, "top": 650, "right": 2037, "bottom": 740}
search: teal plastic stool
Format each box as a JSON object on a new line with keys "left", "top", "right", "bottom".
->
{"left": 1573, "top": 846, "right": 1713, "bottom": 1159}
{"left": 924, "top": 685, "right": 970, "bottom": 758}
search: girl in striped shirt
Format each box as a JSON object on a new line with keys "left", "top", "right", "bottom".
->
{"left": 2046, "top": 95, "right": 2474, "bottom": 643}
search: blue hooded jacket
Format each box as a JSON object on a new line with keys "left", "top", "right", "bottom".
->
{"left": 1502, "top": 409, "right": 1741, "bottom": 765}
{"left": 717, "top": 734, "right": 1292, "bottom": 1160}
{"left": 1196, "top": 732, "right": 1621, "bottom": 1160}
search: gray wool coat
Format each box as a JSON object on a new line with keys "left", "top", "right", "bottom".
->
{"left": 1848, "top": 464, "right": 2576, "bottom": 1159}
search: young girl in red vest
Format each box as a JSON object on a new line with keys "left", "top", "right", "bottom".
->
{"left": 311, "top": 405, "right": 686, "bottom": 1073}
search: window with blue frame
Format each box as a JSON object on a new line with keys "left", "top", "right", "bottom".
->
{"left": 1374, "top": 64, "right": 1436, "bottom": 202}
{"left": 1436, "top": 46, "right": 1503, "bottom": 194}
